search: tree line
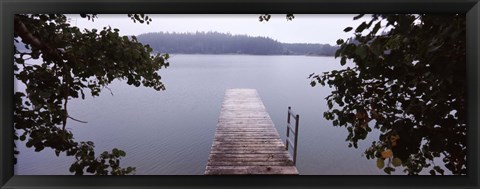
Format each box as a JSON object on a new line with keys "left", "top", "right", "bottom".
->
{"left": 136, "top": 31, "right": 338, "bottom": 56}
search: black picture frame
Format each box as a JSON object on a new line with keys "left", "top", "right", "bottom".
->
{"left": 1, "top": 0, "right": 479, "bottom": 188}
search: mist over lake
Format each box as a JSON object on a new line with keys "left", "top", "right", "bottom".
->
{"left": 16, "top": 54, "right": 386, "bottom": 175}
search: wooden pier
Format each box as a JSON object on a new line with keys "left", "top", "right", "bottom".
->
{"left": 205, "top": 89, "right": 299, "bottom": 175}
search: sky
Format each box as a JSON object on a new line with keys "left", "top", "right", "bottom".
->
{"left": 67, "top": 14, "right": 370, "bottom": 45}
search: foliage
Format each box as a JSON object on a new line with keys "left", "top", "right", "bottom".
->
{"left": 259, "top": 14, "right": 295, "bottom": 22}
{"left": 69, "top": 142, "right": 135, "bottom": 175}
{"left": 309, "top": 14, "right": 466, "bottom": 175}
{"left": 136, "top": 31, "right": 337, "bottom": 56}
{"left": 13, "top": 14, "right": 170, "bottom": 175}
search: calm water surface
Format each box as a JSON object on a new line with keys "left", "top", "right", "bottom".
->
{"left": 16, "top": 54, "right": 386, "bottom": 175}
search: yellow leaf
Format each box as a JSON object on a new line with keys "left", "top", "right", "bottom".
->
{"left": 381, "top": 149, "right": 393, "bottom": 159}
{"left": 392, "top": 157, "right": 402, "bottom": 167}
{"left": 376, "top": 158, "right": 385, "bottom": 169}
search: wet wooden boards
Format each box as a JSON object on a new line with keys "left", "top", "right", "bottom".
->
{"left": 205, "top": 89, "right": 299, "bottom": 175}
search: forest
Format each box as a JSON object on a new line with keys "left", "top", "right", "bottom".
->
{"left": 135, "top": 31, "right": 338, "bottom": 56}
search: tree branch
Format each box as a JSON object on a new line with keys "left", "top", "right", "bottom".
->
{"left": 67, "top": 115, "right": 88, "bottom": 124}
{"left": 103, "top": 86, "right": 114, "bottom": 96}
{"left": 14, "top": 15, "right": 43, "bottom": 49}
{"left": 14, "top": 15, "right": 64, "bottom": 62}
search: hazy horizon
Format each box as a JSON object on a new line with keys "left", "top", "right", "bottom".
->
{"left": 66, "top": 14, "right": 370, "bottom": 45}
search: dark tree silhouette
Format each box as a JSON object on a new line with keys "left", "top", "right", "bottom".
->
{"left": 309, "top": 14, "right": 466, "bottom": 175}
{"left": 14, "top": 14, "right": 170, "bottom": 175}
{"left": 136, "top": 31, "right": 337, "bottom": 56}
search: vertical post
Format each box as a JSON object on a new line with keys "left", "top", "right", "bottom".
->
{"left": 286, "top": 106, "right": 291, "bottom": 150}
{"left": 293, "top": 114, "right": 299, "bottom": 165}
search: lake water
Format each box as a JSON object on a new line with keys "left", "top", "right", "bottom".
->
{"left": 15, "top": 54, "right": 387, "bottom": 175}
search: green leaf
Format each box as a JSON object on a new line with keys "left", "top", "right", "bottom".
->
{"left": 376, "top": 158, "right": 385, "bottom": 169}
{"left": 310, "top": 81, "right": 316, "bottom": 87}
{"left": 384, "top": 167, "right": 395, "bottom": 174}
{"left": 327, "top": 100, "right": 333, "bottom": 109}
{"left": 39, "top": 15, "right": 48, "bottom": 21}
{"left": 118, "top": 150, "right": 126, "bottom": 157}
{"left": 336, "top": 39, "right": 344, "bottom": 45}
{"left": 86, "top": 164, "right": 97, "bottom": 173}
{"left": 335, "top": 49, "right": 341, "bottom": 58}
{"left": 372, "top": 22, "right": 382, "bottom": 34}
{"left": 286, "top": 14, "right": 294, "bottom": 21}
{"left": 344, "top": 27, "right": 353, "bottom": 32}
{"left": 340, "top": 57, "right": 347, "bottom": 66}
{"left": 392, "top": 157, "right": 402, "bottom": 167}
{"left": 434, "top": 166, "right": 445, "bottom": 175}
{"left": 34, "top": 145, "right": 45, "bottom": 152}
{"left": 112, "top": 148, "right": 119, "bottom": 156}
{"left": 353, "top": 14, "right": 365, "bottom": 20}
{"left": 69, "top": 164, "right": 76, "bottom": 173}
{"left": 15, "top": 58, "right": 24, "bottom": 64}
{"left": 355, "top": 46, "right": 367, "bottom": 59}
{"left": 355, "top": 22, "right": 368, "bottom": 33}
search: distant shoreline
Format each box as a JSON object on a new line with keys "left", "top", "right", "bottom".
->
{"left": 137, "top": 32, "right": 338, "bottom": 56}
{"left": 155, "top": 52, "right": 335, "bottom": 57}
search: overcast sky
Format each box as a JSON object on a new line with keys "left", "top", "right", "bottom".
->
{"left": 67, "top": 14, "right": 369, "bottom": 45}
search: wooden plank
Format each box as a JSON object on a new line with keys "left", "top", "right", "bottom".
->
{"left": 216, "top": 128, "right": 277, "bottom": 130}
{"left": 211, "top": 145, "right": 285, "bottom": 149}
{"left": 207, "top": 161, "right": 294, "bottom": 166}
{"left": 212, "top": 141, "right": 285, "bottom": 146}
{"left": 214, "top": 131, "right": 279, "bottom": 134}
{"left": 205, "top": 166, "right": 299, "bottom": 175}
{"left": 215, "top": 132, "right": 278, "bottom": 134}
{"left": 218, "top": 119, "right": 273, "bottom": 122}
{"left": 212, "top": 147, "right": 286, "bottom": 151}
{"left": 208, "top": 154, "right": 290, "bottom": 159}
{"left": 217, "top": 121, "right": 274, "bottom": 125}
{"left": 215, "top": 129, "right": 278, "bottom": 132}
{"left": 210, "top": 150, "right": 288, "bottom": 154}
{"left": 214, "top": 133, "right": 279, "bottom": 136}
{"left": 219, "top": 113, "right": 270, "bottom": 117}
{"left": 216, "top": 124, "right": 275, "bottom": 126}
{"left": 218, "top": 116, "right": 270, "bottom": 119}
{"left": 208, "top": 158, "right": 291, "bottom": 163}
{"left": 215, "top": 128, "right": 278, "bottom": 131}
{"left": 214, "top": 132, "right": 279, "bottom": 135}
{"left": 209, "top": 153, "right": 290, "bottom": 159}
{"left": 211, "top": 146, "right": 287, "bottom": 151}
{"left": 213, "top": 138, "right": 282, "bottom": 142}
{"left": 216, "top": 129, "right": 276, "bottom": 131}
{"left": 213, "top": 134, "right": 280, "bottom": 137}
{"left": 205, "top": 89, "right": 298, "bottom": 175}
